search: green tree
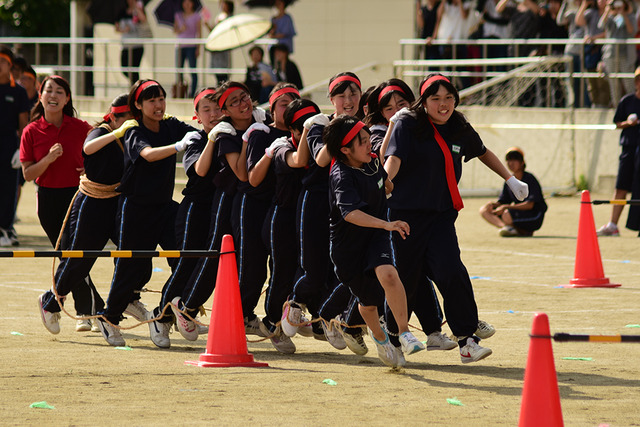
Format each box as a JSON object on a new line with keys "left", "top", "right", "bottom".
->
{"left": 0, "top": 0, "right": 71, "bottom": 37}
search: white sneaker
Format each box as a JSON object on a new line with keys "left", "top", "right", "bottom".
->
{"left": 342, "top": 327, "right": 369, "bottom": 355}
{"left": 596, "top": 222, "right": 619, "bottom": 236}
{"left": 394, "top": 346, "right": 406, "bottom": 368}
{"left": 459, "top": 337, "right": 492, "bottom": 364}
{"left": 270, "top": 327, "right": 296, "bottom": 354}
{"left": 170, "top": 297, "right": 198, "bottom": 341}
{"left": 321, "top": 319, "right": 347, "bottom": 350}
{"left": 399, "top": 331, "right": 426, "bottom": 355}
{"left": 124, "top": 300, "right": 149, "bottom": 322}
{"left": 370, "top": 330, "right": 399, "bottom": 368}
{"left": 91, "top": 321, "right": 100, "bottom": 333}
{"left": 196, "top": 318, "right": 208, "bottom": 335}
{"left": 37, "top": 293, "right": 60, "bottom": 334}
{"left": 76, "top": 317, "right": 92, "bottom": 332}
{"left": 0, "top": 229, "right": 12, "bottom": 247}
{"left": 427, "top": 331, "right": 458, "bottom": 351}
{"left": 297, "top": 313, "right": 314, "bottom": 337}
{"left": 244, "top": 316, "right": 268, "bottom": 337}
{"left": 475, "top": 320, "right": 496, "bottom": 340}
{"left": 147, "top": 311, "right": 171, "bottom": 348}
{"left": 499, "top": 226, "right": 518, "bottom": 237}
{"left": 281, "top": 302, "right": 302, "bottom": 337}
{"left": 96, "top": 317, "right": 125, "bottom": 347}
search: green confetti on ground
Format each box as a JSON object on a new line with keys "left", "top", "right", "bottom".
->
{"left": 29, "top": 401, "right": 55, "bottom": 409}
{"left": 115, "top": 346, "right": 132, "bottom": 351}
{"left": 446, "top": 398, "right": 464, "bottom": 406}
{"left": 10, "top": 331, "right": 23, "bottom": 336}
{"left": 624, "top": 324, "right": 640, "bottom": 328}
{"left": 562, "top": 357, "right": 592, "bottom": 361}
{"left": 322, "top": 379, "right": 337, "bottom": 386}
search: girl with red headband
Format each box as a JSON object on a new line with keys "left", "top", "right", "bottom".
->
{"left": 230, "top": 82, "right": 301, "bottom": 338}
{"left": 157, "top": 87, "right": 225, "bottom": 342}
{"left": 324, "top": 115, "right": 425, "bottom": 368}
{"left": 383, "top": 74, "right": 529, "bottom": 363}
{"left": 282, "top": 72, "right": 362, "bottom": 351}
{"left": 249, "top": 98, "right": 318, "bottom": 353}
{"left": 38, "top": 93, "right": 137, "bottom": 334}
{"left": 20, "top": 74, "right": 102, "bottom": 326}
{"left": 96, "top": 79, "right": 198, "bottom": 347}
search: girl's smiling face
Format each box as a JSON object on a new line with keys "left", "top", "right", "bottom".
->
{"left": 381, "top": 93, "right": 411, "bottom": 122}
{"left": 424, "top": 85, "right": 455, "bottom": 125}
{"left": 40, "top": 79, "right": 70, "bottom": 115}
{"left": 196, "top": 98, "right": 223, "bottom": 134}
{"left": 223, "top": 90, "right": 253, "bottom": 122}
{"left": 331, "top": 84, "right": 361, "bottom": 117}
{"left": 136, "top": 95, "right": 166, "bottom": 122}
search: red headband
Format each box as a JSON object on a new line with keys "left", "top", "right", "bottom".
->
{"left": 341, "top": 121, "right": 366, "bottom": 147}
{"left": 420, "top": 75, "right": 450, "bottom": 96}
{"left": 329, "top": 75, "right": 361, "bottom": 94}
{"left": 194, "top": 89, "right": 217, "bottom": 109}
{"left": 269, "top": 87, "right": 300, "bottom": 106}
{"left": 291, "top": 106, "right": 318, "bottom": 124}
{"left": 135, "top": 80, "right": 160, "bottom": 102}
{"left": 39, "top": 75, "right": 68, "bottom": 94}
{"left": 378, "top": 85, "right": 405, "bottom": 102}
{"left": 23, "top": 71, "right": 37, "bottom": 81}
{"left": 218, "top": 86, "right": 243, "bottom": 108}
{"left": 103, "top": 104, "right": 131, "bottom": 122}
{"left": 0, "top": 53, "right": 12, "bottom": 66}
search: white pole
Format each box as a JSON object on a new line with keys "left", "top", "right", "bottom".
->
{"left": 70, "top": 0, "right": 78, "bottom": 96}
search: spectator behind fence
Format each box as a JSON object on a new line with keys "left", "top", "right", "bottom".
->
{"left": 245, "top": 45, "right": 276, "bottom": 104}
{"left": 269, "top": 0, "right": 297, "bottom": 66}
{"left": 116, "top": 0, "right": 152, "bottom": 85}
{"left": 174, "top": 0, "right": 201, "bottom": 98}
{"left": 538, "top": 0, "right": 568, "bottom": 107}
{"left": 480, "top": 0, "right": 510, "bottom": 68}
{"left": 559, "top": 0, "right": 592, "bottom": 106}
{"left": 598, "top": 0, "right": 636, "bottom": 106}
{"left": 596, "top": 67, "right": 640, "bottom": 236}
{"left": 577, "top": 0, "right": 611, "bottom": 107}
{"left": 417, "top": 0, "right": 442, "bottom": 59}
{"left": 206, "top": 1, "right": 233, "bottom": 85}
{"left": 433, "top": 0, "right": 474, "bottom": 87}
{"left": 479, "top": 147, "right": 547, "bottom": 237}
{"left": 270, "top": 44, "right": 303, "bottom": 91}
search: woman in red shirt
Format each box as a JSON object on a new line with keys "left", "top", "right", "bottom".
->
{"left": 20, "top": 75, "right": 101, "bottom": 322}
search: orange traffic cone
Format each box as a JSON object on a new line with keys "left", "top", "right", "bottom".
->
{"left": 519, "top": 313, "right": 563, "bottom": 427}
{"left": 185, "top": 234, "right": 268, "bottom": 368}
{"left": 562, "top": 190, "right": 621, "bottom": 288}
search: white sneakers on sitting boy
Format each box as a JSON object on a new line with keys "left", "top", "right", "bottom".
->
{"left": 459, "top": 337, "right": 492, "bottom": 363}
{"left": 399, "top": 331, "right": 426, "bottom": 355}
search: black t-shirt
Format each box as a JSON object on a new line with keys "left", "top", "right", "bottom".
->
{"left": 386, "top": 114, "right": 486, "bottom": 212}
{"left": 245, "top": 126, "right": 289, "bottom": 201}
{"left": 181, "top": 130, "right": 217, "bottom": 200}
{"left": 0, "top": 82, "right": 29, "bottom": 158}
{"left": 214, "top": 131, "right": 244, "bottom": 195}
{"left": 498, "top": 171, "right": 548, "bottom": 215}
{"left": 117, "top": 117, "right": 195, "bottom": 204}
{"left": 272, "top": 138, "right": 305, "bottom": 209}
{"left": 302, "top": 122, "right": 330, "bottom": 192}
{"left": 329, "top": 156, "right": 388, "bottom": 248}
{"left": 369, "top": 124, "right": 387, "bottom": 157}
{"left": 83, "top": 126, "right": 124, "bottom": 186}
{"left": 613, "top": 93, "right": 640, "bottom": 147}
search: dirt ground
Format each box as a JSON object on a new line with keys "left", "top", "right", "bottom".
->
{"left": 1, "top": 182, "right": 639, "bottom": 426}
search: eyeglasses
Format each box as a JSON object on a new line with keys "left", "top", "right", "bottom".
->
{"left": 227, "top": 92, "right": 251, "bottom": 108}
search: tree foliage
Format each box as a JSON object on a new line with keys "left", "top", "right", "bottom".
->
{"left": 0, "top": 0, "right": 71, "bottom": 37}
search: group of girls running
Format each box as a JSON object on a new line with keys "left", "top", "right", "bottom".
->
{"left": 30, "top": 70, "right": 529, "bottom": 368}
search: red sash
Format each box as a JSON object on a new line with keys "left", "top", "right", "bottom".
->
{"left": 429, "top": 118, "right": 463, "bottom": 211}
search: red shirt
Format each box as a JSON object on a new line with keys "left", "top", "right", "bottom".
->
{"left": 20, "top": 115, "right": 92, "bottom": 188}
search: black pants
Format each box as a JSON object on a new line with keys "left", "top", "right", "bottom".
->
{"left": 159, "top": 195, "right": 213, "bottom": 310}
{"left": 181, "top": 188, "right": 233, "bottom": 312}
{"left": 291, "top": 189, "right": 340, "bottom": 315}
{"left": 102, "top": 196, "right": 178, "bottom": 324}
{"left": 0, "top": 159, "right": 18, "bottom": 230}
{"left": 262, "top": 204, "right": 298, "bottom": 328}
{"left": 385, "top": 208, "right": 478, "bottom": 339}
{"left": 37, "top": 186, "right": 100, "bottom": 315}
{"left": 41, "top": 193, "right": 114, "bottom": 314}
{"left": 232, "top": 192, "right": 270, "bottom": 320}
{"left": 121, "top": 46, "right": 144, "bottom": 85}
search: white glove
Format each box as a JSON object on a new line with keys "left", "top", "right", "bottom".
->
{"left": 208, "top": 121, "right": 237, "bottom": 142}
{"left": 303, "top": 113, "right": 330, "bottom": 130}
{"left": 389, "top": 107, "right": 415, "bottom": 125}
{"left": 242, "top": 123, "right": 270, "bottom": 143}
{"left": 252, "top": 106, "right": 267, "bottom": 123}
{"left": 11, "top": 149, "right": 20, "bottom": 169}
{"left": 506, "top": 176, "right": 529, "bottom": 201}
{"left": 175, "top": 131, "right": 200, "bottom": 152}
{"left": 265, "top": 136, "right": 289, "bottom": 158}
{"left": 112, "top": 119, "right": 139, "bottom": 139}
